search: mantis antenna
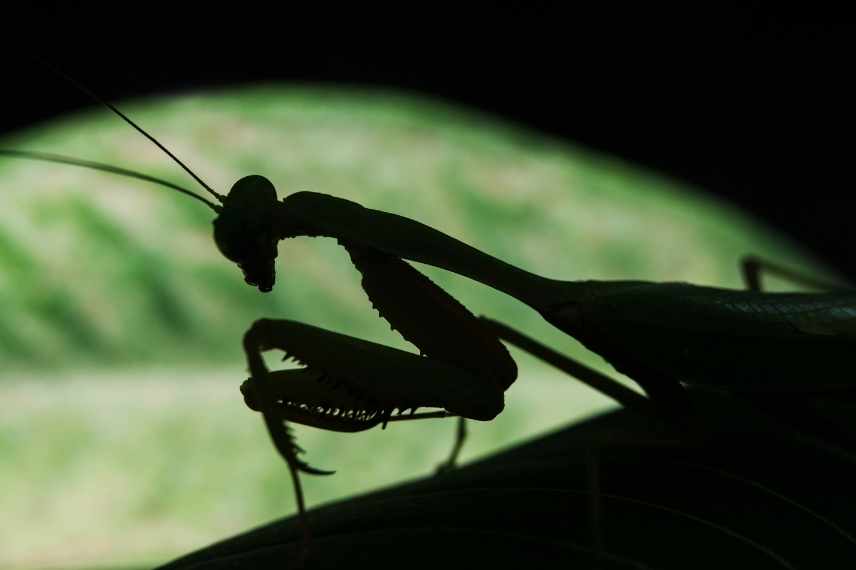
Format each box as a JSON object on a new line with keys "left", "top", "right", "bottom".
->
{"left": 32, "top": 59, "right": 227, "bottom": 204}
{"left": 0, "top": 149, "right": 222, "bottom": 212}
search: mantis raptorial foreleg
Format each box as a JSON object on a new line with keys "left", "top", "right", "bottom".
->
{"left": 236, "top": 239, "right": 521, "bottom": 544}
{"left": 240, "top": 312, "right": 661, "bottom": 559}
{"left": 239, "top": 242, "right": 517, "bottom": 426}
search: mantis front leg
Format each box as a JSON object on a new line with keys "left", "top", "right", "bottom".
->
{"left": 240, "top": 310, "right": 667, "bottom": 565}
{"left": 238, "top": 242, "right": 520, "bottom": 552}
{"left": 239, "top": 315, "right": 507, "bottom": 557}
{"left": 241, "top": 318, "right": 505, "bottom": 430}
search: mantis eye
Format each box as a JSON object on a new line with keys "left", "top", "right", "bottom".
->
{"left": 213, "top": 175, "right": 280, "bottom": 292}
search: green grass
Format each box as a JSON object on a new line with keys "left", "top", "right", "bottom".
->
{"left": 0, "top": 84, "right": 829, "bottom": 567}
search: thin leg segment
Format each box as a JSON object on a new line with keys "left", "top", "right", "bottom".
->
{"left": 479, "top": 317, "right": 653, "bottom": 414}
{"left": 482, "top": 316, "right": 696, "bottom": 424}
{"left": 740, "top": 255, "right": 848, "bottom": 292}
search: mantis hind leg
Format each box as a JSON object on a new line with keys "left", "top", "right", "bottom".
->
{"left": 480, "top": 317, "right": 652, "bottom": 414}
{"left": 481, "top": 316, "right": 692, "bottom": 422}
{"left": 739, "top": 257, "right": 856, "bottom": 450}
{"left": 740, "top": 255, "right": 848, "bottom": 292}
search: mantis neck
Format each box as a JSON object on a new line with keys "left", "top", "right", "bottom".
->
{"left": 275, "top": 192, "right": 587, "bottom": 309}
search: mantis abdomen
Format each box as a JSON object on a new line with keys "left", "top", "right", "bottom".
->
{"left": 547, "top": 281, "right": 856, "bottom": 393}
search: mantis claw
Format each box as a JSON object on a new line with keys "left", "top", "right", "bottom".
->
{"left": 295, "top": 461, "right": 336, "bottom": 477}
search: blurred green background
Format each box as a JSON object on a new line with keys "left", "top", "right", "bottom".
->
{"left": 0, "top": 86, "right": 823, "bottom": 568}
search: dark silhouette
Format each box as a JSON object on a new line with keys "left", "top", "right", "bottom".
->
{"left": 208, "top": 176, "right": 856, "bottom": 567}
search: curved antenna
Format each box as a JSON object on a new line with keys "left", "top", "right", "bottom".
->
{"left": 0, "top": 149, "right": 222, "bottom": 212}
{"left": 42, "top": 61, "right": 227, "bottom": 203}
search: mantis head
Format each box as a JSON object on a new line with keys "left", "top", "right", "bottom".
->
{"left": 213, "top": 175, "right": 281, "bottom": 292}
{"left": 7, "top": 69, "right": 290, "bottom": 293}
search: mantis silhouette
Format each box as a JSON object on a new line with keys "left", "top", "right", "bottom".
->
{"left": 4, "top": 71, "right": 856, "bottom": 565}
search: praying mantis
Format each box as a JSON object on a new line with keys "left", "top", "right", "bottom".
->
{"left": 4, "top": 69, "right": 856, "bottom": 566}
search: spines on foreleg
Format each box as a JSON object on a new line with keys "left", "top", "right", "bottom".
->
{"left": 344, "top": 242, "right": 517, "bottom": 390}
{"left": 243, "top": 320, "right": 334, "bottom": 475}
